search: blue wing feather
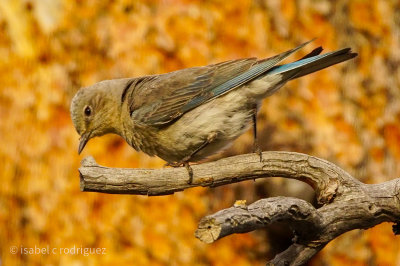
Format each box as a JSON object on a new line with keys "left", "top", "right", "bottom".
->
{"left": 131, "top": 41, "right": 356, "bottom": 126}
{"left": 181, "top": 40, "right": 314, "bottom": 113}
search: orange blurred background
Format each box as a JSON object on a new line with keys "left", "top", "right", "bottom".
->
{"left": 1, "top": 0, "right": 400, "bottom": 265}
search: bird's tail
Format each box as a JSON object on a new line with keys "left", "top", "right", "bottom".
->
{"left": 267, "top": 47, "right": 358, "bottom": 80}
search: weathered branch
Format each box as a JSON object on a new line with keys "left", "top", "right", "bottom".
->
{"left": 79, "top": 151, "right": 400, "bottom": 265}
{"left": 79, "top": 151, "right": 357, "bottom": 203}
{"left": 195, "top": 197, "right": 322, "bottom": 244}
{"left": 196, "top": 179, "right": 400, "bottom": 265}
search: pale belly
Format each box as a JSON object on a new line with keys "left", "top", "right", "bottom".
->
{"left": 154, "top": 88, "right": 256, "bottom": 162}
{"left": 143, "top": 74, "right": 282, "bottom": 163}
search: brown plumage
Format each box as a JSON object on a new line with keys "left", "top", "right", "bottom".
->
{"left": 70, "top": 41, "right": 357, "bottom": 168}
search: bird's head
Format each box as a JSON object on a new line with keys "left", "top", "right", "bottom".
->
{"left": 70, "top": 79, "right": 128, "bottom": 154}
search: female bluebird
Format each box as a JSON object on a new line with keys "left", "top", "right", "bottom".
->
{"left": 70, "top": 41, "right": 356, "bottom": 182}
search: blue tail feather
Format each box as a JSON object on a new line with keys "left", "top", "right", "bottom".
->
{"left": 266, "top": 48, "right": 357, "bottom": 79}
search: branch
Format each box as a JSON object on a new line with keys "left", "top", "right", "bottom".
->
{"left": 79, "top": 151, "right": 354, "bottom": 203}
{"left": 78, "top": 152, "right": 400, "bottom": 265}
{"left": 195, "top": 197, "right": 322, "bottom": 244}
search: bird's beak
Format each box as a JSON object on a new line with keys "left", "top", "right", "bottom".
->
{"left": 78, "top": 132, "right": 91, "bottom": 154}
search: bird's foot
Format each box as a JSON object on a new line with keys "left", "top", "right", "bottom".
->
{"left": 253, "top": 140, "right": 263, "bottom": 162}
{"left": 165, "top": 161, "right": 184, "bottom": 167}
{"left": 165, "top": 159, "right": 194, "bottom": 184}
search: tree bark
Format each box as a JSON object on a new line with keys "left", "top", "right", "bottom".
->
{"left": 79, "top": 151, "right": 400, "bottom": 265}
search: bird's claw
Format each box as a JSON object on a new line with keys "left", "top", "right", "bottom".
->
{"left": 253, "top": 141, "right": 263, "bottom": 162}
{"left": 165, "top": 159, "right": 194, "bottom": 184}
{"left": 165, "top": 161, "right": 184, "bottom": 167}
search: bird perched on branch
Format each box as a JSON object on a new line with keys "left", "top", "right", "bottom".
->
{"left": 71, "top": 40, "right": 357, "bottom": 183}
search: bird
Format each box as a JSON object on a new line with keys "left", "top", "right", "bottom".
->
{"left": 70, "top": 40, "right": 357, "bottom": 183}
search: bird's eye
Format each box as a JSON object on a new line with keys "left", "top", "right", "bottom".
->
{"left": 84, "top": 106, "right": 92, "bottom": 116}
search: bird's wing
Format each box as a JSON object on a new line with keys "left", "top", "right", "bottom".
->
{"left": 126, "top": 58, "right": 256, "bottom": 126}
{"left": 126, "top": 40, "right": 313, "bottom": 126}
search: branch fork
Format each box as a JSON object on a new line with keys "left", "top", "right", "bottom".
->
{"left": 79, "top": 151, "right": 400, "bottom": 265}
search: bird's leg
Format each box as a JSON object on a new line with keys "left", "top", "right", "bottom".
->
{"left": 183, "top": 162, "right": 193, "bottom": 184}
{"left": 165, "top": 132, "right": 218, "bottom": 184}
{"left": 164, "top": 161, "right": 194, "bottom": 184}
{"left": 252, "top": 106, "right": 263, "bottom": 162}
